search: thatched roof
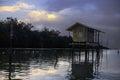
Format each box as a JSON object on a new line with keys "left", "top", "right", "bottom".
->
{"left": 66, "top": 22, "right": 104, "bottom": 33}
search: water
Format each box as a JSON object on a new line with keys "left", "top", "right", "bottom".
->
{"left": 93, "top": 50, "right": 120, "bottom": 80}
{"left": 0, "top": 49, "right": 120, "bottom": 80}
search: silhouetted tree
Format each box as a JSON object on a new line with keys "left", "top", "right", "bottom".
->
{"left": 0, "top": 18, "right": 72, "bottom": 48}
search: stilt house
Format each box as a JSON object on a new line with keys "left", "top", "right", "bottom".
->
{"left": 67, "top": 22, "right": 104, "bottom": 48}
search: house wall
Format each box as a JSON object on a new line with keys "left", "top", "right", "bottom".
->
{"left": 86, "top": 28, "right": 94, "bottom": 42}
{"left": 94, "top": 31, "right": 99, "bottom": 43}
{"left": 72, "top": 26, "right": 95, "bottom": 42}
{"left": 72, "top": 26, "right": 87, "bottom": 42}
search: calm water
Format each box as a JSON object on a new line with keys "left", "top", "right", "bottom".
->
{"left": 0, "top": 49, "right": 120, "bottom": 80}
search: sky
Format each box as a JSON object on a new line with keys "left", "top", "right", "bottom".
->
{"left": 0, "top": 0, "right": 120, "bottom": 48}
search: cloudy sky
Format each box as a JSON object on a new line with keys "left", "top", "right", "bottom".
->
{"left": 0, "top": 0, "right": 120, "bottom": 48}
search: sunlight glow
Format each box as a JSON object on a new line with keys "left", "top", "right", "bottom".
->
{"left": 30, "top": 68, "right": 57, "bottom": 76}
{"left": 28, "top": 10, "right": 47, "bottom": 22}
{"left": 30, "top": 69, "right": 45, "bottom": 76}
{"left": 47, "top": 14, "right": 57, "bottom": 19}
{"left": 47, "top": 68, "right": 57, "bottom": 74}
{"left": 25, "top": 10, "right": 57, "bottom": 22}
{"left": 0, "top": 6, "right": 20, "bottom": 12}
{"left": 0, "top": 1, "right": 34, "bottom": 12}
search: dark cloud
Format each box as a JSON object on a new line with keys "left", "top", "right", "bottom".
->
{"left": 94, "top": 0, "right": 120, "bottom": 14}
{"left": 44, "top": 0, "right": 120, "bottom": 28}
{"left": 44, "top": 0, "right": 89, "bottom": 11}
{"left": 45, "top": 0, "right": 120, "bottom": 13}
{"left": 0, "top": 0, "right": 19, "bottom": 6}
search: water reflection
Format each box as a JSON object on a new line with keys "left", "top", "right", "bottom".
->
{"left": 0, "top": 50, "right": 71, "bottom": 80}
{"left": 0, "top": 50, "right": 30, "bottom": 80}
{"left": 70, "top": 49, "right": 103, "bottom": 80}
{"left": 0, "top": 49, "right": 118, "bottom": 80}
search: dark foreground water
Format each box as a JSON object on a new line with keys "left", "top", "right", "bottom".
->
{"left": 0, "top": 49, "right": 120, "bottom": 80}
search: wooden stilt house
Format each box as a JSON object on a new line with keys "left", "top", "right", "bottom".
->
{"left": 67, "top": 22, "right": 105, "bottom": 49}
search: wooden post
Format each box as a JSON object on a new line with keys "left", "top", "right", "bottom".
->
{"left": 87, "top": 51, "right": 89, "bottom": 62}
{"left": 8, "top": 49, "right": 12, "bottom": 80}
{"left": 85, "top": 50, "right": 87, "bottom": 63}
{"left": 79, "top": 50, "right": 81, "bottom": 63}
{"left": 7, "top": 18, "right": 14, "bottom": 80}
{"left": 72, "top": 50, "right": 74, "bottom": 64}
{"left": 98, "top": 32, "right": 100, "bottom": 45}
{"left": 96, "top": 49, "right": 100, "bottom": 74}
{"left": 92, "top": 50, "right": 94, "bottom": 63}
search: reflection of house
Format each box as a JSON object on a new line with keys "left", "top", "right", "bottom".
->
{"left": 67, "top": 22, "right": 105, "bottom": 48}
{"left": 72, "top": 62, "right": 93, "bottom": 79}
{"left": 70, "top": 49, "right": 102, "bottom": 80}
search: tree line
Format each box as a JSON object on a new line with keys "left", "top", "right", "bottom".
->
{"left": 0, "top": 18, "right": 72, "bottom": 48}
